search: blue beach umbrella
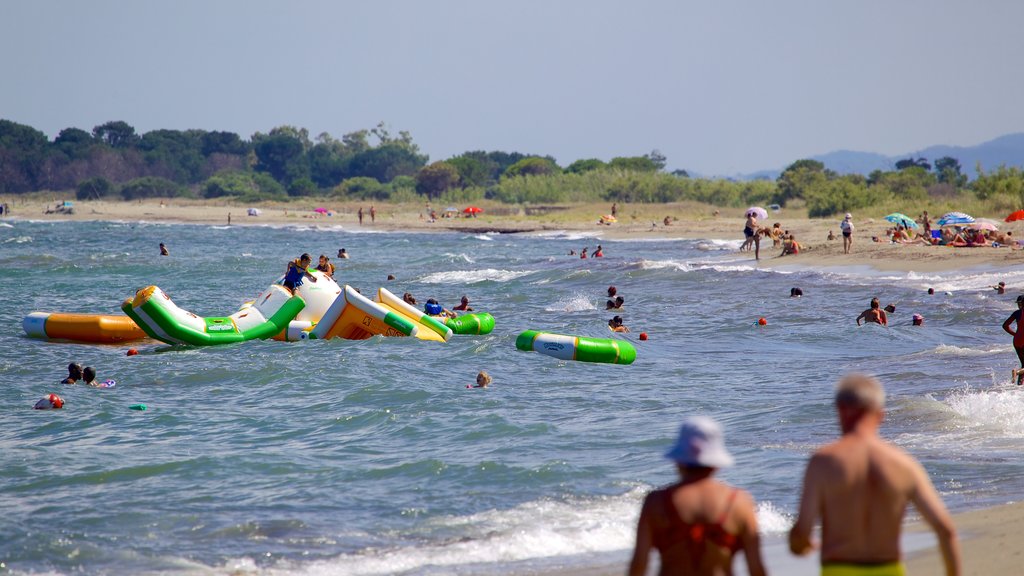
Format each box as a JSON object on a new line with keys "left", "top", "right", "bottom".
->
{"left": 884, "top": 213, "right": 918, "bottom": 228}
{"left": 937, "top": 211, "right": 975, "bottom": 227}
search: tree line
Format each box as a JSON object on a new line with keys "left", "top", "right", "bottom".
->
{"left": 2, "top": 118, "right": 1023, "bottom": 216}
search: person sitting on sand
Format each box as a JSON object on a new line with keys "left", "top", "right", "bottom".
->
{"left": 827, "top": 230, "right": 835, "bottom": 241}
{"left": 61, "top": 362, "right": 83, "bottom": 385}
{"left": 452, "top": 295, "right": 473, "bottom": 312}
{"left": 780, "top": 235, "right": 800, "bottom": 256}
{"left": 629, "top": 416, "right": 766, "bottom": 576}
{"left": 607, "top": 296, "right": 625, "bottom": 310}
{"left": 609, "top": 315, "right": 630, "bottom": 333}
{"left": 316, "top": 254, "right": 335, "bottom": 278}
{"left": 283, "top": 253, "right": 317, "bottom": 294}
{"left": 968, "top": 229, "right": 989, "bottom": 247}
{"left": 949, "top": 229, "right": 969, "bottom": 247}
{"left": 770, "top": 223, "right": 784, "bottom": 247}
{"left": 471, "top": 370, "right": 492, "bottom": 388}
{"left": 856, "top": 297, "right": 888, "bottom": 327}
{"left": 663, "top": 216, "right": 672, "bottom": 226}
{"left": 993, "top": 281, "right": 1006, "bottom": 295}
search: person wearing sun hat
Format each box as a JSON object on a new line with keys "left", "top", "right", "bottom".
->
{"left": 628, "top": 417, "right": 766, "bottom": 576}
{"left": 840, "top": 213, "right": 855, "bottom": 254}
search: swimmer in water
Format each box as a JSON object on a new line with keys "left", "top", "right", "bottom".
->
{"left": 912, "top": 313, "right": 924, "bottom": 326}
{"left": 82, "top": 366, "right": 99, "bottom": 387}
{"left": 338, "top": 248, "right": 349, "bottom": 259}
{"left": 856, "top": 297, "right": 888, "bottom": 327}
{"left": 609, "top": 315, "right": 630, "bottom": 333}
{"left": 790, "top": 287, "right": 803, "bottom": 297}
{"left": 471, "top": 371, "right": 492, "bottom": 388}
{"left": 608, "top": 286, "right": 617, "bottom": 298}
{"left": 316, "top": 254, "right": 335, "bottom": 278}
{"left": 452, "top": 295, "right": 473, "bottom": 312}
{"left": 594, "top": 245, "right": 604, "bottom": 257}
{"left": 992, "top": 281, "right": 1006, "bottom": 295}
{"left": 159, "top": 243, "right": 169, "bottom": 256}
{"left": 606, "top": 296, "right": 625, "bottom": 310}
{"left": 61, "top": 362, "right": 83, "bottom": 385}
{"left": 403, "top": 292, "right": 417, "bottom": 305}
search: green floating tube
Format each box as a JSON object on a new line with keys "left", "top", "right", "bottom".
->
{"left": 515, "top": 330, "right": 636, "bottom": 365}
{"left": 446, "top": 312, "right": 495, "bottom": 335}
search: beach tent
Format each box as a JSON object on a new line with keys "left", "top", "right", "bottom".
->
{"left": 247, "top": 208, "right": 261, "bottom": 216}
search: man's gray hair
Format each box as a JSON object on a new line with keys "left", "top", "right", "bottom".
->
{"left": 835, "top": 373, "right": 885, "bottom": 411}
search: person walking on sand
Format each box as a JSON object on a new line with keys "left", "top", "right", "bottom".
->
{"left": 743, "top": 211, "right": 760, "bottom": 260}
{"left": 370, "top": 204, "right": 376, "bottom": 223}
{"left": 790, "top": 374, "right": 960, "bottom": 576}
{"left": 358, "top": 207, "right": 363, "bottom": 225}
{"left": 1002, "top": 295, "right": 1024, "bottom": 385}
{"left": 856, "top": 298, "right": 888, "bottom": 327}
{"left": 611, "top": 202, "right": 618, "bottom": 217}
{"left": 840, "top": 213, "right": 854, "bottom": 254}
{"left": 629, "top": 416, "right": 766, "bottom": 576}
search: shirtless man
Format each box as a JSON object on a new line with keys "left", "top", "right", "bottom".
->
{"left": 855, "top": 298, "right": 888, "bottom": 327}
{"left": 743, "top": 212, "right": 760, "bottom": 259}
{"left": 789, "top": 374, "right": 960, "bottom": 576}
{"left": 61, "top": 362, "right": 83, "bottom": 384}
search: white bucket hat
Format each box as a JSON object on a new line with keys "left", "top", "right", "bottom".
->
{"left": 664, "top": 416, "right": 734, "bottom": 468}
{"left": 844, "top": 213, "right": 852, "bottom": 219}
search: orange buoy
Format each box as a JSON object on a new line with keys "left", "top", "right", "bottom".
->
{"left": 34, "top": 393, "right": 64, "bottom": 409}
{"left": 758, "top": 317, "right": 768, "bottom": 326}
{"left": 639, "top": 332, "right": 649, "bottom": 340}
{"left": 127, "top": 348, "right": 139, "bottom": 356}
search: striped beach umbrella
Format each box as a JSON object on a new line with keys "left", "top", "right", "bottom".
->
{"left": 937, "top": 211, "right": 975, "bottom": 227}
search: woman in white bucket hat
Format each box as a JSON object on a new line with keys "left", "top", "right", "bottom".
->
{"left": 628, "top": 416, "right": 766, "bottom": 575}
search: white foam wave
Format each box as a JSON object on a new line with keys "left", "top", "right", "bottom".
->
{"left": 529, "top": 230, "right": 603, "bottom": 241}
{"left": 696, "top": 238, "right": 744, "bottom": 251}
{"left": 3, "top": 235, "right": 32, "bottom": 244}
{"left": 258, "top": 490, "right": 643, "bottom": 576}
{"left": 545, "top": 292, "right": 598, "bottom": 312}
{"left": 638, "top": 258, "right": 691, "bottom": 271}
{"left": 942, "top": 386, "right": 1024, "bottom": 437}
{"left": 442, "top": 252, "right": 476, "bottom": 264}
{"left": 472, "top": 234, "right": 494, "bottom": 241}
{"left": 932, "top": 344, "right": 1010, "bottom": 357}
{"left": 755, "top": 501, "right": 793, "bottom": 535}
{"left": 420, "top": 269, "right": 533, "bottom": 284}
{"left": 0, "top": 222, "right": 13, "bottom": 228}
{"left": 819, "top": 265, "right": 1024, "bottom": 292}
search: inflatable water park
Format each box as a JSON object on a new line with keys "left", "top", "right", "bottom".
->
{"left": 23, "top": 268, "right": 634, "bottom": 365}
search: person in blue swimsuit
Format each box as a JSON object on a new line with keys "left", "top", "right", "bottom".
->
{"left": 283, "top": 253, "right": 317, "bottom": 294}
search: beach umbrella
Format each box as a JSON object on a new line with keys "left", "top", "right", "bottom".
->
{"left": 1005, "top": 209, "right": 1024, "bottom": 222}
{"left": 444, "top": 206, "right": 457, "bottom": 212}
{"left": 937, "top": 211, "right": 975, "bottom": 226}
{"left": 884, "top": 213, "right": 918, "bottom": 228}
{"left": 746, "top": 206, "right": 768, "bottom": 219}
{"left": 464, "top": 206, "right": 483, "bottom": 214}
{"left": 314, "top": 207, "right": 328, "bottom": 214}
{"left": 968, "top": 220, "right": 999, "bottom": 231}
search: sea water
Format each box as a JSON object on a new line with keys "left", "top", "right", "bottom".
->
{"left": 1, "top": 219, "right": 1023, "bottom": 575}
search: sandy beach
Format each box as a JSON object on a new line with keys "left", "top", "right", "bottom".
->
{"left": 6, "top": 197, "right": 1023, "bottom": 575}
{"left": 7, "top": 197, "right": 1024, "bottom": 274}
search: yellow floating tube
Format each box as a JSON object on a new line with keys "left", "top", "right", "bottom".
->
{"left": 23, "top": 312, "right": 148, "bottom": 344}
{"left": 376, "top": 287, "right": 452, "bottom": 342}
{"left": 306, "top": 285, "right": 419, "bottom": 341}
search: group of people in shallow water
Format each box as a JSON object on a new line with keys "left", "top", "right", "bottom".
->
{"left": 60, "top": 362, "right": 105, "bottom": 387}
{"left": 569, "top": 244, "right": 604, "bottom": 258}
{"left": 629, "top": 374, "right": 961, "bottom": 576}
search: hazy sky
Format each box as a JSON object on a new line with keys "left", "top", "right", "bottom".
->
{"left": 3, "top": 1, "right": 1022, "bottom": 175}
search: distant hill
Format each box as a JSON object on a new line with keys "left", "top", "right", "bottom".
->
{"left": 740, "top": 133, "right": 1024, "bottom": 181}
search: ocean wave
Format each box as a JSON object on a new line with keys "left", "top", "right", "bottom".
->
{"left": 931, "top": 344, "right": 1010, "bottom": 357}
{"left": 471, "top": 234, "right": 494, "bottom": 241}
{"left": 636, "top": 258, "right": 691, "bottom": 271}
{"left": 0, "top": 222, "right": 13, "bottom": 228}
{"left": 545, "top": 292, "right": 598, "bottom": 312}
{"left": 942, "top": 385, "right": 1024, "bottom": 437}
{"left": 419, "top": 269, "right": 533, "bottom": 284}
{"left": 529, "top": 230, "right": 603, "bottom": 241}
{"left": 696, "top": 238, "right": 744, "bottom": 251}
{"left": 3, "top": 235, "right": 32, "bottom": 244}
{"left": 442, "top": 252, "right": 476, "bottom": 264}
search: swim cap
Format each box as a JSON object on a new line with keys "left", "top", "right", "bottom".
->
{"left": 425, "top": 302, "right": 443, "bottom": 316}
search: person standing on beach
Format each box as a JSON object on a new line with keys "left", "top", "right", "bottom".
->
{"left": 1001, "top": 295, "right": 1024, "bottom": 385}
{"left": 789, "top": 374, "right": 960, "bottom": 576}
{"left": 611, "top": 202, "right": 617, "bottom": 217}
{"left": 358, "top": 207, "right": 363, "bottom": 225}
{"left": 856, "top": 298, "right": 888, "bottom": 326}
{"left": 840, "top": 213, "right": 854, "bottom": 254}
{"left": 629, "top": 416, "right": 766, "bottom": 576}
{"left": 743, "top": 212, "right": 760, "bottom": 260}
{"left": 370, "top": 204, "right": 376, "bottom": 223}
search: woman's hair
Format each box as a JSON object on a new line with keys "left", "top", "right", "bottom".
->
{"left": 477, "top": 371, "right": 492, "bottom": 385}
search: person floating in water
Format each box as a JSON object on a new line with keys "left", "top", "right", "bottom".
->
{"left": 452, "top": 296, "right": 473, "bottom": 312}
{"left": 855, "top": 297, "right": 888, "bottom": 327}
{"left": 609, "top": 315, "right": 629, "bottom": 333}
{"left": 316, "top": 254, "right": 335, "bottom": 278}
{"left": 594, "top": 245, "right": 604, "bottom": 257}
{"left": 790, "top": 287, "right": 803, "bottom": 297}
{"left": 580, "top": 247, "right": 588, "bottom": 259}
{"left": 607, "top": 286, "right": 617, "bottom": 298}
{"left": 992, "top": 281, "right": 1006, "bottom": 295}
{"left": 403, "top": 292, "right": 417, "bottom": 305}
{"left": 912, "top": 313, "right": 924, "bottom": 326}
{"left": 82, "top": 366, "right": 99, "bottom": 387}
{"left": 338, "top": 248, "right": 349, "bottom": 259}
{"left": 159, "top": 243, "right": 169, "bottom": 256}
{"left": 607, "top": 296, "right": 625, "bottom": 310}
{"left": 283, "top": 253, "right": 317, "bottom": 294}
{"left": 628, "top": 416, "right": 766, "bottom": 576}
{"left": 1002, "top": 295, "right": 1024, "bottom": 385}
{"left": 61, "top": 362, "right": 83, "bottom": 384}
{"left": 469, "top": 370, "right": 491, "bottom": 388}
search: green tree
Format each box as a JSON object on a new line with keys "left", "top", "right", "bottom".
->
{"left": 608, "top": 156, "right": 659, "bottom": 172}
{"left": 333, "top": 176, "right": 387, "bottom": 200}
{"left": 203, "top": 171, "right": 286, "bottom": 201}
{"left": 76, "top": 176, "right": 115, "bottom": 200}
{"left": 92, "top": 120, "right": 139, "bottom": 148}
{"left": 504, "top": 157, "right": 559, "bottom": 178}
{"left": 201, "top": 131, "right": 249, "bottom": 156}
{"left": 934, "top": 156, "right": 967, "bottom": 188}
{"left": 645, "top": 149, "right": 667, "bottom": 171}
{"left": 252, "top": 130, "right": 307, "bottom": 183}
{"left": 565, "top": 158, "right": 606, "bottom": 174}
{"left": 120, "top": 176, "right": 186, "bottom": 200}
{"left": 416, "top": 161, "right": 460, "bottom": 199}
{"left": 775, "top": 159, "right": 828, "bottom": 205}
{"left": 895, "top": 157, "right": 931, "bottom": 171}
{"left": 447, "top": 155, "right": 491, "bottom": 187}
{"left": 346, "top": 144, "right": 427, "bottom": 183}
{"left": 973, "top": 164, "right": 1024, "bottom": 207}
{"left": 53, "top": 127, "right": 95, "bottom": 160}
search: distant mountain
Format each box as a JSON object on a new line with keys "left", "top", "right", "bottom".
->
{"left": 739, "top": 133, "right": 1024, "bottom": 181}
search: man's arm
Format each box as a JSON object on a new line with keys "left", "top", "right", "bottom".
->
{"left": 909, "top": 461, "right": 961, "bottom": 576}
{"left": 789, "top": 456, "right": 822, "bottom": 556}
{"left": 880, "top": 311, "right": 888, "bottom": 326}
{"left": 1003, "top": 312, "right": 1017, "bottom": 336}
{"left": 856, "top": 311, "right": 867, "bottom": 326}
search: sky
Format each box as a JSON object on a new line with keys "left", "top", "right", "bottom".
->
{"left": 2, "top": 0, "right": 1023, "bottom": 176}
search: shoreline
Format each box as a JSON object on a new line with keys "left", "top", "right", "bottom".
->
{"left": 6, "top": 198, "right": 1024, "bottom": 275}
